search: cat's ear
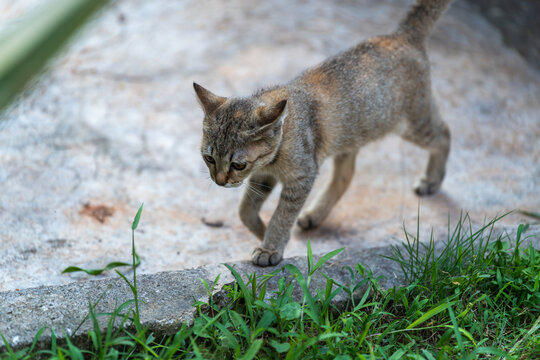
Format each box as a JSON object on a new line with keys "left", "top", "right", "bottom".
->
{"left": 256, "top": 99, "right": 287, "bottom": 127}
{"left": 251, "top": 100, "right": 287, "bottom": 139}
{"left": 193, "top": 82, "right": 227, "bottom": 115}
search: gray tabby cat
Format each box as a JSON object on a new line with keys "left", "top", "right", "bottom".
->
{"left": 195, "top": 0, "right": 453, "bottom": 266}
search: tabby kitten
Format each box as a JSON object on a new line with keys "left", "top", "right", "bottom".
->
{"left": 195, "top": 0, "right": 453, "bottom": 266}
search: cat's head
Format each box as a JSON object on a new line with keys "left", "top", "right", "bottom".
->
{"left": 194, "top": 83, "right": 287, "bottom": 187}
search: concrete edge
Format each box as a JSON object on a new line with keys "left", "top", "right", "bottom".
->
{"left": 1, "top": 225, "right": 538, "bottom": 352}
{"left": 0, "top": 244, "right": 404, "bottom": 352}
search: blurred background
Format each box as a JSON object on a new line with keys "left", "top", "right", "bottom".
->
{"left": 0, "top": 0, "right": 538, "bottom": 291}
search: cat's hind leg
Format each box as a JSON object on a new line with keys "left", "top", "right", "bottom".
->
{"left": 239, "top": 174, "right": 277, "bottom": 240}
{"left": 403, "top": 105, "right": 450, "bottom": 196}
{"left": 297, "top": 152, "right": 357, "bottom": 230}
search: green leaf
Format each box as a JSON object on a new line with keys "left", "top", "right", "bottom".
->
{"left": 421, "top": 349, "right": 436, "bottom": 360}
{"left": 446, "top": 300, "right": 463, "bottom": 351}
{"left": 472, "top": 346, "right": 512, "bottom": 358}
{"left": 307, "top": 238, "right": 314, "bottom": 274}
{"left": 388, "top": 348, "right": 406, "bottom": 360}
{"left": 51, "top": 327, "right": 57, "bottom": 355}
{"left": 28, "top": 326, "right": 47, "bottom": 355}
{"left": 115, "top": 270, "right": 135, "bottom": 293}
{"left": 57, "top": 347, "right": 66, "bottom": 360}
{"left": 0, "top": 0, "right": 109, "bottom": 114}
{"left": 441, "top": 325, "right": 476, "bottom": 345}
{"left": 239, "top": 339, "right": 262, "bottom": 360}
{"left": 214, "top": 322, "right": 239, "bottom": 350}
{"left": 270, "top": 340, "right": 290, "bottom": 353}
{"left": 256, "top": 310, "right": 276, "bottom": 330}
{"left": 224, "top": 264, "right": 254, "bottom": 319}
{"left": 132, "top": 203, "right": 144, "bottom": 230}
{"left": 61, "top": 252, "right": 140, "bottom": 275}
{"left": 230, "top": 310, "right": 250, "bottom": 340}
{"left": 406, "top": 301, "right": 456, "bottom": 329}
{"left": 126, "top": 332, "right": 160, "bottom": 358}
{"left": 254, "top": 299, "right": 273, "bottom": 310}
{"left": 108, "top": 337, "right": 135, "bottom": 347}
{"left": 65, "top": 336, "right": 84, "bottom": 360}
{"left": 279, "top": 302, "right": 302, "bottom": 320}
{"left": 284, "top": 264, "right": 319, "bottom": 324}
{"left": 312, "top": 248, "right": 344, "bottom": 273}
{"left": 0, "top": 332, "right": 15, "bottom": 358}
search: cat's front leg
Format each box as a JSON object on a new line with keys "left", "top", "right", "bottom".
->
{"left": 252, "top": 176, "right": 315, "bottom": 266}
{"left": 239, "top": 174, "right": 277, "bottom": 240}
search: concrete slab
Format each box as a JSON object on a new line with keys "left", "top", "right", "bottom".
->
{"left": 0, "top": 246, "right": 406, "bottom": 352}
{"left": 0, "top": 0, "right": 539, "bottom": 292}
{"left": 2, "top": 232, "right": 538, "bottom": 352}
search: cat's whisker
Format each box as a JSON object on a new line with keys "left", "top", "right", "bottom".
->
{"left": 245, "top": 185, "right": 259, "bottom": 200}
{"left": 247, "top": 184, "right": 265, "bottom": 200}
{"left": 247, "top": 182, "right": 263, "bottom": 194}
{"left": 248, "top": 180, "right": 273, "bottom": 190}
{"left": 243, "top": 184, "right": 257, "bottom": 204}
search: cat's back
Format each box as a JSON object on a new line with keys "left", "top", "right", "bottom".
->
{"left": 289, "top": 34, "right": 431, "bottom": 155}
{"left": 296, "top": 34, "right": 428, "bottom": 95}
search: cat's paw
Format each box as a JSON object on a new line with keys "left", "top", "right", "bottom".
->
{"left": 414, "top": 178, "right": 441, "bottom": 196}
{"left": 297, "top": 213, "right": 319, "bottom": 230}
{"left": 251, "top": 247, "right": 282, "bottom": 267}
{"left": 297, "top": 215, "right": 314, "bottom": 230}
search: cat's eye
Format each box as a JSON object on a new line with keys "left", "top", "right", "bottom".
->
{"left": 231, "top": 162, "right": 247, "bottom": 171}
{"left": 204, "top": 155, "right": 215, "bottom": 164}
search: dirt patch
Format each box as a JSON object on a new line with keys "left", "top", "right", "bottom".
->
{"left": 80, "top": 203, "right": 115, "bottom": 223}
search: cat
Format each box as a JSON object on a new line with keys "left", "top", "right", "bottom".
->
{"left": 195, "top": 0, "right": 453, "bottom": 266}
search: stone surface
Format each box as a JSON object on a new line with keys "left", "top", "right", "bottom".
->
{"left": 2, "top": 232, "right": 538, "bottom": 352}
{"left": 0, "top": 0, "right": 539, "bottom": 292}
{"left": 0, "top": 246, "right": 405, "bottom": 351}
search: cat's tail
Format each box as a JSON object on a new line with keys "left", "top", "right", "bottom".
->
{"left": 396, "top": 0, "right": 453, "bottom": 44}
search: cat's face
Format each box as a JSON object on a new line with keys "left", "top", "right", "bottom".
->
{"left": 194, "top": 83, "right": 286, "bottom": 187}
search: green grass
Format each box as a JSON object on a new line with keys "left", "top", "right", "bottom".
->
{"left": 1, "top": 209, "right": 539, "bottom": 359}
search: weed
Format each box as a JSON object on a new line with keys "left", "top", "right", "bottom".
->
{"left": 1, "top": 210, "right": 538, "bottom": 359}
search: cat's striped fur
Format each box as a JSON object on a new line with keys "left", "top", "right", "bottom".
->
{"left": 195, "top": 0, "right": 453, "bottom": 266}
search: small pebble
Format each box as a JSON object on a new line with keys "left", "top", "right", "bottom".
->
{"left": 201, "top": 217, "right": 224, "bottom": 228}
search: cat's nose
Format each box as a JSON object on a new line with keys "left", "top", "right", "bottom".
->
{"left": 215, "top": 173, "right": 227, "bottom": 186}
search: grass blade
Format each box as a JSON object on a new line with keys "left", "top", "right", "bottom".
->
{"left": 224, "top": 264, "right": 254, "bottom": 319}
{"left": 406, "top": 301, "right": 456, "bottom": 329}
{"left": 239, "top": 339, "right": 262, "bottom": 360}
{"left": 132, "top": 203, "right": 144, "bottom": 230}
{"left": 312, "top": 247, "right": 344, "bottom": 274}
{"left": 446, "top": 300, "right": 463, "bottom": 351}
{"left": 307, "top": 238, "right": 314, "bottom": 274}
{"left": 0, "top": 0, "right": 109, "bottom": 114}
{"left": 0, "top": 332, "right": 15, "bottom": 358}
{"left": 27, "top": 326, "right": 47, "bottom": 355}
{"left": 284, "top": 264, "right": 320, "bottom": 325}
{"left": 61, "top": 252, "right": 140, "bottom": 275}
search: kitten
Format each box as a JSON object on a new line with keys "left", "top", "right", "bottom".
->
{"left": 195, "top": 0, "right": 453, "bottom": 266}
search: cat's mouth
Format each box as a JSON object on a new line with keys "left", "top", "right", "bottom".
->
{"left": 223, "top": 182, "right": 243, "bottom": 188}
